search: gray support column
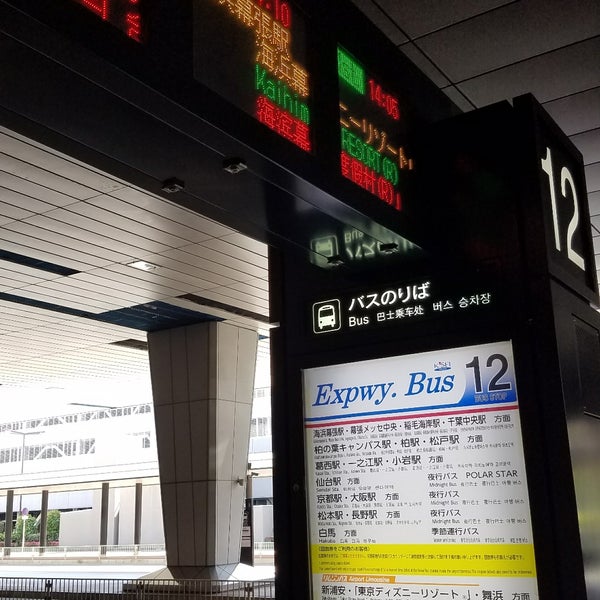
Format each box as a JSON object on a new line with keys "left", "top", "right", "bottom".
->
{"left": 100, "top": 482, "right": 109, "bottom": 551}
{"left": 148, "top": 322, "right": 257, "bottom": 580}
{"left": 39, "top": 490, "right": 49, "bottom": 551}
{"left": 4, "top": 490, "right": 14, "bottom": 555}
{"left": 134, "top": 482, "right": 143, "bottom": 545}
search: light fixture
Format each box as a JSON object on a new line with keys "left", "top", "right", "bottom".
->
{"left": 327, "top": 255, "right": 345, "bottom": 267}
{"left": 161, "top": 178, "right": 185, "bottom": 193}
{"left": 128, "top": 260, "right": 159, "bottom": 272}
{"left": 223, "top": 157, "right": 247, "bottom": 174}
{"left": 379, "top": 242, "right": 399, "bottom": 254}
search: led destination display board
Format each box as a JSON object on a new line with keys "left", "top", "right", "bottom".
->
{"left": 303, "top": 341, "right": 538, "bottom": 600}
{"left": 338, "top": 45, "right": 415, "bottom": 213}
{"left": 195, "top": 0, "right": 312, "bottom": 152}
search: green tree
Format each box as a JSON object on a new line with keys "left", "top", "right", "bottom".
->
{"left": 13, "top": 514, "right": 38, "bottom": 544}
{"left": 46, "top": 510, "right": 60, "bottom": 542}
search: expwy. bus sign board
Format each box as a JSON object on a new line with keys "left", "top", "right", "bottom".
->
{"left": 302, "top": 340, "right": 538, "bottom": 600}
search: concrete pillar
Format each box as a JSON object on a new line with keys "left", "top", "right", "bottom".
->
{"left": 4, "top": 490, "right": 14, "bottom": 555}
{"left": 100, "top": 482, "right": 109, "bottom": 551}
{"left": 39, "top": 490, "right": 49, "bottom": 551}
{"left": 147, "top": 322, "right": 257, "bottom": 580}
{"left": 134, "top": 482, "right": 143, "bottom": 545}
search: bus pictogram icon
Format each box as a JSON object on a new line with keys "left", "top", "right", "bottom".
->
{"left": 312, "top": 299, "right": 341, "bottom": 334}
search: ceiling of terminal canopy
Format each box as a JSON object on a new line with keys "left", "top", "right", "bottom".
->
{"left": 0, "top": 0, "right": 598, "bottom": 402}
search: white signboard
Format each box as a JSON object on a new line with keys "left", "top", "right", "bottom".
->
{"left": 303, "top": 341, "right": 538, "bottom": 600}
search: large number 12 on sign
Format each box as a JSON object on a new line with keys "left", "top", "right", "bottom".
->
{"left": 540, "top": 146, "right": 585, "bottom": 271}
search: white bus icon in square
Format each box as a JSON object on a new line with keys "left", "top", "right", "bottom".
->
{"left": 313, "top": 299, "right": 341, "bottom": 333}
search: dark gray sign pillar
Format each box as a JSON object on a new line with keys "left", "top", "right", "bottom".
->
{"left": 147, "top": 322, "right": 258, "bottom": 580}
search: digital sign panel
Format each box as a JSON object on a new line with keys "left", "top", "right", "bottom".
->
{"left": 338, "top": 45, "right": 415, "bottom": 213}
{"left": 303, "top": 341, "right": 538, "bottom": 600}
{"left": 70, "top": 0, "right": 143, "bottom": 42}
{"left": 195, "top": 0, "right": 311, "bottom": 152}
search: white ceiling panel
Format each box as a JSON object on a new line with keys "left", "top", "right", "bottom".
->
{"left": 181, "top": 244, "right": 268, "bottom": 280}
{"left": 38, "top": 209, "right": 173, "bottom": 255}
{"left": 348, "top": 0, "right": 407, "bottom": 45}
{"left": 0, "top": 154, "right": 98, "bottom": 201}
{"left": 457, "top": 38, "right": 600, "bottom": 107}
{"left": 542, "top": 88, "right": 600, "bottom": 136}
{"left": 137, "top": 253, "right": 237, "bottom": 289}
{"left": 0, "top": 129, "right": 126, "bottom": 195}
{"left": 2, "top": 220, "right": 131, "bottom": 266}
{"left": 85, "top": 195, "right": 215, "bottom": 244}
{"left": 109, "top": 187, "right": 235, "bottom": 239}
{"left": 10, "top": 287, "right": 116, "bottom": 313}
{"left": 571, "top": 130, "right": 600, "bottom": 165}
{"left": 0, "top": 187, "right": 56, "bottom": 216}
{"left": 199, "top": 238, "right": 269, "bottom": 269}
{"left": 589, "top": 191, "right": 600, "bottom": 216}
{"left": 220, "top": 232, "right": 268, "bottom": 257}
{"left": 34, "top": 279, "right": 145, "bottom": 308}
{"left": 0, "top": 171, "right": 78, "bottom": 209}
{"left": 399, "top": 43, "right": 451, "bottom": 88}
{"left": 586, "top": 162, "right": 600, "bottom": 193}
{"left": 416, "top": 0, "right": 600, "bottom": 82}
{"left": 375, "top": 0, "right": 513, "bottom": 38}
{"left": 66, "top": 202, "right": 192, "bottom": 250}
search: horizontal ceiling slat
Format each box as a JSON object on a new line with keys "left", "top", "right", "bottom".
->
{"left": 220, "top": 232, "right": 268, "bottom": 257}
{"left": 0, "top": 260, "right": 62, "bottom": 280}
{"left": 67, "top": 202, "right": 193, "bottom": 249}
{"left": 35, "top": 209, "right": 173, "bottom": 255}
{"left": 137, "top": 253, "right": 237, "bottom": 288}
{"left": 196, "top": 289, "right": 269, "bottom": 316}
{"left": 0, "top": 172, "right": 78, "bottom": 207}
{"left": 109, "top": 187, "right": 235, "bottom": 238}
{"left": 200, "top": 238, "right": 269, "bottom": 269}
{"left": 210, "top": 286, "right": 270, "bottom": 310}
{"left": 20, "top": 214, "right": 138, "bottom": 260}
{"left": 228, "top": 281, "right": 270, "bottom": 301}
{"left": 102, "top": 263, "right": 198, "bottom": 294}
{"left": 0, "top": 129, "right": 126, "bottom": 195}
{"left": 87, "top": 195, "right": 214, "bottom": 244}
{"left": 41, "top": 277, "right": 156, "bottom": 306}
{"left": 168, "top": 246, "right": 267, "bottom": 281}
{"left": 71, "top": 270, "right": 179, "bottom": 301}
{"left": 4, "top": 220, "right": 132, "bottom": 265}
{"left": 0, "top": 234, "right": 112, "bottom": 272}
{"left": 32, "top": 280, "right": 136, "bottom": 310}
{"left": 0, "top": 153, "right": 98, "bottom": 200}
{"left": 7, "top": 288, "right": 112, "bottom": 314}
{"left": 0, "top": 189, "right": 54, "bottom": 217}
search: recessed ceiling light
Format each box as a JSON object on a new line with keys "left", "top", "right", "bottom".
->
{"left": 128, "top": 260, "right": 159, "bottom": 272}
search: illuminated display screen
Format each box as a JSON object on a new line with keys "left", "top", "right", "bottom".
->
{"left": 195, "top": 0, "right": 311, "bottom": 152}
{"left": 338, "top": 45, "right": 414, "bottom": 212}
{"left": 70, "top": 0, "right": 143, "bottom": 42}
{"left": 303, "top": 341, "right": 539, "bottom": 600}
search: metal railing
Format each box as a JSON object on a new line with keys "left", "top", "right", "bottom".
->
{"left": 0, "top": 577, "right": 275, "bottom": 598}
{"left": 1, "top": 544, "right": 166, "bottom": 561}
{"left": 1, "top": 543, "right": 275, "bottom": 562}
